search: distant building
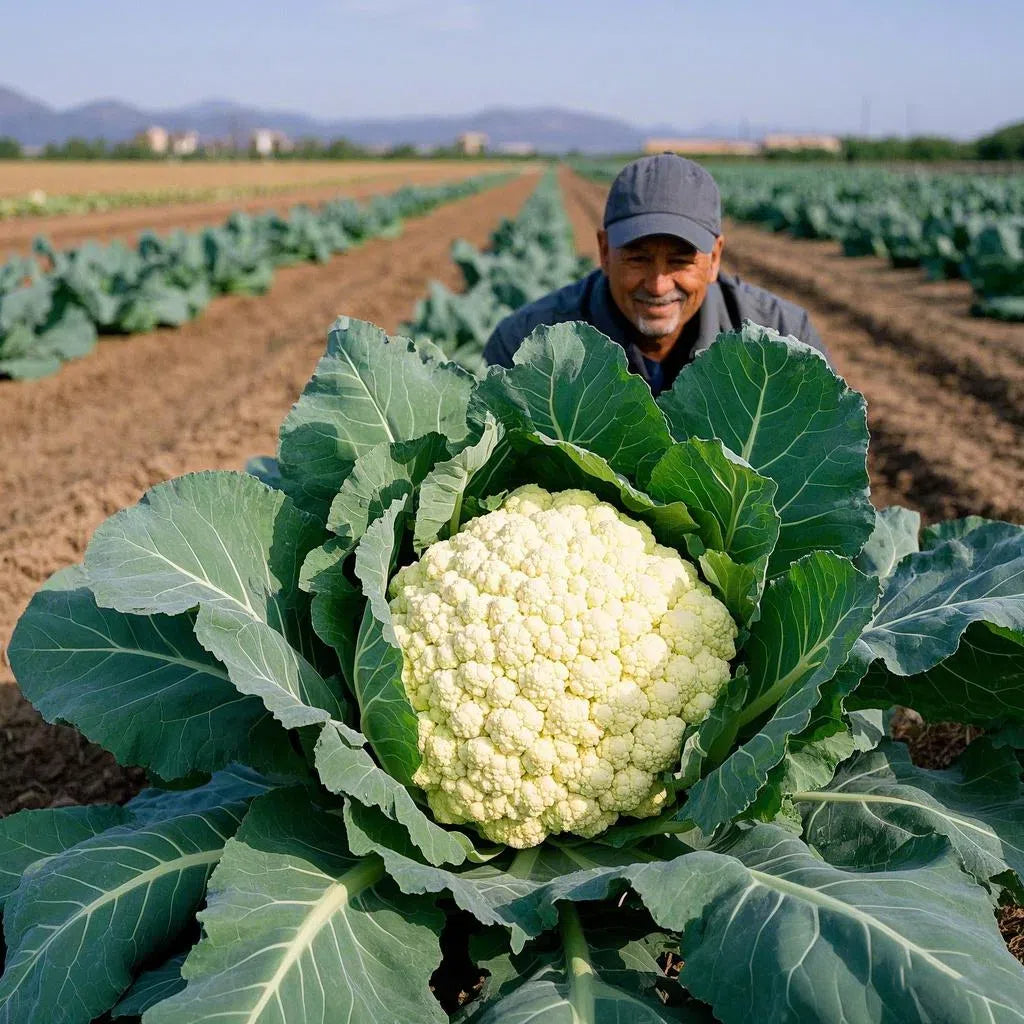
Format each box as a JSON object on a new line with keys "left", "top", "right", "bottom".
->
{"left": 496, "top": 141, "right": 536, "bottom": 157}
{"left": 457, "top": 131, "right": 488, "bottom": 156}
{"left": 644, "top": 137, "right": 760, "bottom": 157}
{"left": 170, "top": 131, "right": 199, "bottom": 157}
{"left": 137, "top": 125, "right": 170, "bottom": 155}
{"left": 762, "top": 133, "right": 842, "bottom": 154}
{"left": 251, "top": 129, "right": 294, "bottom": 157}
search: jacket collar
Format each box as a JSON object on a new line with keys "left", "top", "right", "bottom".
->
{"left": 588, "top": 272, "right": 731, "bottom": 390}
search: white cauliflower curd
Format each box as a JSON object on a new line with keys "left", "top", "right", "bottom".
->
{"left": 388, "top": 485, "right": 737, "bottom": 848}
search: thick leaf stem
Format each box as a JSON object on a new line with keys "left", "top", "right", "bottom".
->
{"left": 735, "top": 651, "right": 822, "bottom": 731}
{"left": 558, "top": 901, "right": 596, "bottom": 1024}
{"left": 706, "top": 719, "right": 741, "bottom": 769}
{"left": 448, "top": 490, "right": 464, "bottom": 536}
{"left": 507, "top": 846, "right": 541, "bottom": 879}
{"left": 658, "top": 817, "right": 697, "bottom": 835}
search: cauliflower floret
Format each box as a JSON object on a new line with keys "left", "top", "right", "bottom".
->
{"left": 388, "top": 485, "right": 737, "bottom": 848}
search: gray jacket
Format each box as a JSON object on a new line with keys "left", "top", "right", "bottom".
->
{"left": 483, "top": 269, "right": 829, "bottom": 395}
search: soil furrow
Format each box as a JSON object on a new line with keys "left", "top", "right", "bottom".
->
{"left": 0, "top": 172, "right": 537, "bottom": 693}
{"left": 565, "top": 172, "right": 1024, "bottom": 525}
{"left": 720, "top": 221, "right": 1024, "bottom": 430}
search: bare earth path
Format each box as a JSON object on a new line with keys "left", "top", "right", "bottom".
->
{"left": 0, "top": 172, "right": 536, "bottom": 809}
{"left": 562, "top": 171, "right": 1024, "bottom": 525}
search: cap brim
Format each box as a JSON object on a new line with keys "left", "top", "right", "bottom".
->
{"left": 605, "top": 212, "right": 717, "bottom": 253}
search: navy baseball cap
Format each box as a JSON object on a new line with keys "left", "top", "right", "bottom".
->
{"left": 603, "top": 153, "right": 721, "bottom": 253}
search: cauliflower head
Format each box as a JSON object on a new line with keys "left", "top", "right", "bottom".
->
{"left": 388, "top": 485, "right": 737, "bottom": 848}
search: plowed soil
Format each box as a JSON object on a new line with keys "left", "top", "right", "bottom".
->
{"left": 0, "top": 170, "right": 537, "bottom": 812}
{"left": 0, "top": 162, "right": 515, "bottom": 255}
{"left": 562, "top": 172, "right": 1024, "bottom": 525}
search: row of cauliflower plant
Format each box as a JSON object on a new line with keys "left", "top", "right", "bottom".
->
{"left": 0, "top": 174, "right": 390, "bottom": 222}
{"left": 402, "top": 168, "right": 590, "bottom": 374}
{"left": 3, "top": 313, "right": 1024, "bottom": 1022}
{"left": 577, "top": 159, "right": 1024, "bottom": 322}
{"left": 0, "top": 172, "right": 510, "bottom": 381}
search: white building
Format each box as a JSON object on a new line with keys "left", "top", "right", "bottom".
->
{"left": 170, "top": 131, "right": 199, "bottom": 157}
{"left": 137, "top": 125, "right": 169, "bottom": 155}
{"left": 644, "top": 137, "right": 760, "bottom": 157}
{"left": 457, "top": 131, "right": 488, "bottom": 156}
{"left": 251, "top": 128, "right": 294, "bottom": 157}
{"left": 762, "top": 133, "right": 842, "bottom": 154}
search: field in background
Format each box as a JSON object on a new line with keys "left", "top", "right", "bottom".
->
{"left": 1, "top": 164, "right": 1022, "bottom": 971}
{"left": 0, "top": 163, "right": 525, "bottom": 256}
{"left": 0, "top": 157, "right": 521, "bottom": 199}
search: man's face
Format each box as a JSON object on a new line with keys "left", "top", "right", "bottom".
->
{"left": 598, "top": 231, "right": 724, "bottom": 355}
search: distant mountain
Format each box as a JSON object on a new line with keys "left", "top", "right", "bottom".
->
{"left": 0, "top": 84, "right": 696, "bottom": 153}
{"left": 0, "top": 85, "right": 51, "bottom": 118}
{"left": 0, "top": 85, "right": 62, "bottom": 144}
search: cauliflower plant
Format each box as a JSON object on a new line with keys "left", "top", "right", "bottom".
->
{"left": 388, "top": 485, "right": 738, "bottom": 848}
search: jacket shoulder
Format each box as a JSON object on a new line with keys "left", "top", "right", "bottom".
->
{"left": 718, "top": 272, "right": 829, "bottom": 359}
{"left": 719, "top": 272, "right": 809, "bottom": 335}
{"left": 483, "top": 271, "right": 597, "bottom": 367}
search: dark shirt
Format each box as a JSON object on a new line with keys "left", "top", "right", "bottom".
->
{"left": 483, "top": 269, "right": 830, "bottom": 395}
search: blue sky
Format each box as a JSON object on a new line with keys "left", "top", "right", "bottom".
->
{"left": 3, "top": 0, "right": 1020, "bottom": 137}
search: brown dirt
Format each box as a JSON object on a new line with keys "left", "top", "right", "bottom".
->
{"left": 0, "top": 171, "right": 537, "bottom": 815}
{"left": 1003, "top": 905, "right": 1024, "bottom": 963}
{"left": 0, "top": 158, "right": 518, "bottom": 199}
{"left": 0, "top": 163, "right": 519, "bottom": 255}
{"left": 563, "top": 172, "right": 1024, "bottom": 526}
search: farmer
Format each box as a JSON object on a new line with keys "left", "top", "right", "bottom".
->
{"left": 483, "top": 153, "right": 829, "bottom": 394}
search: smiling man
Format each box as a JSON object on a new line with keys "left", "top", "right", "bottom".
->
{"left": 483, "top": 154, "right": 829, "bottom": 394}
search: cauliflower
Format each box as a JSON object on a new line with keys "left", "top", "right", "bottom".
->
{"left": 388, "top": 485, "right": 737, "bottom": 848}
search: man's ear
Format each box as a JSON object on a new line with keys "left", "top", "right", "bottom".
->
{"left": 597, "top": 229, "right": 610, "bottom": 273}
{"left": 708, "top": 234, "right": 724, "bottom": 282}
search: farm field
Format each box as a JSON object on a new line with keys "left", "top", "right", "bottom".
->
{"left": 0, "top": 157, "right": 516, "bottom": 198}
{"left": 0, "top": 160, "right": 520, "bottom": 254}
{"left": 3, "top": 165, "right": 1024, "bottom": 1016}
{"left": 562, "top": 171, "right": 1024, "bottom": 526}
{"left": 4, "top": 165, "right": 1021, "bottom": 812}
{"left": 0, "top": 170, "right": 539, "bottom": 806}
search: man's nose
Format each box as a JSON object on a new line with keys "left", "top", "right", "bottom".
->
{"left": 644, "top": 269, "right": 677, "bottom": 296}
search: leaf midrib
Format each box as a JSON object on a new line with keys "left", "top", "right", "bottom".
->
{"left": 1, "top": 845, "right": 222, "bottom": 1007}
{"left": 745, "top": 867, "right": 962, "bottom": 980}
{"left": 793, "top": 790, "right": 1004, "bottom": 845}
{"left": 241, "top": 855, "right": 385, "bottom": 1024}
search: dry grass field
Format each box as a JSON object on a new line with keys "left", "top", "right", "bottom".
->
{"left": 0, "top": 157, "right": 518, "bottom": 198}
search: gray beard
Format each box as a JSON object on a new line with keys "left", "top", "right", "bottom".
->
{"left": 633, "top": 307, "right": 682, "bottom": 338}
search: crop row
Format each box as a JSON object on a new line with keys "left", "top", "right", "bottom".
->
{"left": 577, "top": 161, "right": 1024, "bottom": 322}
{"left": 402, "top": 168, "right": 590, "bottom": 373}
{"left": 0, "top": 175, "right": 394, "bottom": 221}
{"left": 0, "top": 173, "right": 511, "bottom": 381}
